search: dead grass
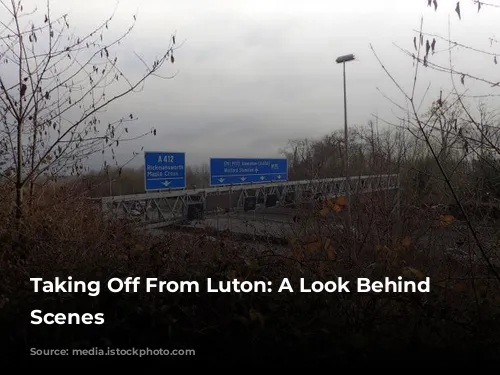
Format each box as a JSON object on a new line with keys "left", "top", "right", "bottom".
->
{"left": 1, "top": 184, "right": 500, "bottom": 364}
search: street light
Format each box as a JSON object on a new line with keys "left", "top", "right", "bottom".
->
{"left": 336, "top": 53, "right": 355, "bottom": 234}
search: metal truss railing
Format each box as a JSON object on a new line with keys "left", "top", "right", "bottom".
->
{"left": 95, "top": 174, "right": 400, "bottom": 227}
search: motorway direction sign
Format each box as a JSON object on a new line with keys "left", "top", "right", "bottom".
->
{"left": 210, "top": 158, "right": 288, "bottom": 186}
{"left": 144, "top": 151, "right": 186, "bottom": 191}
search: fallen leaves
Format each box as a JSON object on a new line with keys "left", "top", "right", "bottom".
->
{"left": 335, "top": 196, "right": 347, "bottom": 206}
{"left": 440, "top": 214, "right": 455, "bottom": 227}
{"left": 320, "top": 196, "right": 346, "bottom": 216}
{"left": 131, "top": 244, "right": 145, "bottom": 255}
{"left": 326, "top": 245, "right": 336, "bottom": 260}
{"left": 319, "top": 207, "right": 330, "bottom": 217}
{"left": 305, "top": 240, "right": 323, "bottom": 252}
{"left": 290, "top": 235, "right": 337, "bottom": 261}
{"left": 326, "top": 199, "right": 335, "bottom": 209}
{"left": 332, "top": 204, "right": 342, "bottom": 213}
{"left": 375, "top": 244, "right": 395, "bottom": 258}
{"left": 401, "top": 266, "right": 426, "bottom": 281}
{"left": 401, "top": 237, "right": 412, "bottom": 248}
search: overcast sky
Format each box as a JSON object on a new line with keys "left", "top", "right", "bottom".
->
{"left": 12, "top": 0, "right": 500, "bottom": 168}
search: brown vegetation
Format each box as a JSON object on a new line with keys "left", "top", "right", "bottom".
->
{"left": 2, "top": 0, "right": 500, "bottom": 365}
{"left": 2, "top": 121, "right": 500, "bottom": 364}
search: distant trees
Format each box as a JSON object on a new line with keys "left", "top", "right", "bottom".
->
{"left": 186, "top": 163, "right": 209, "bottom": 189}
{"left": 280, "top": 124, "right": 405, "bottom": 181}
{"left": 71, "top": 163, "right": 211, "bottom": 198}
{"left": 79, "top": 166, "right": 145, "bottom": 197}
{"left": 0, "top": 0, "right": 178, "bottom": 226}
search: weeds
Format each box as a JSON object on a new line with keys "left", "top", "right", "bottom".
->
{"left": 1, "top": 184, "right": 500, "bottom": 364}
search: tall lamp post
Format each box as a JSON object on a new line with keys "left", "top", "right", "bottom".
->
{"left": 336, "top": 53, "right": 355, "bottom": 233}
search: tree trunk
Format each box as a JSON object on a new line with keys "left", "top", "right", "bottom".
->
{"left": 14, "top": 152, "right": 26, "bottom": 258}
{"left": 29, "top": 179, "right": 35, "bottom": 211}
{"left": 15, "top": 181, "right": 23, "bottom": 228}
{"left": 13, "top": 7, "right": 25, "bottom": 255}
{"left": 15, "top": 84, "right": 24, "bottom": 231}
{"left": 14, "top": 113, "right": 25, "bottom": 256}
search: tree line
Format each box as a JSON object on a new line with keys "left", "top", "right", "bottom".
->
{"left": 60, "top": 100, "right": 500, "bottom": 209}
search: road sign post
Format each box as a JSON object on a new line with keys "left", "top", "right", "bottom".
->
{"left": 144, "top": 151, "right": 186, "bottom": 191}
{"left": 209, "top": 158, "right": 288, "bottom": 186}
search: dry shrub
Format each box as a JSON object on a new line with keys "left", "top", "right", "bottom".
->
{"left": 1, "top": 186, "right": 500, "bottom": 363}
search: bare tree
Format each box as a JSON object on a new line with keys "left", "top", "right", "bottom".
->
{"left": 0, "top": 0, "right": 179, "bottom": 230}
{"left": 370, "top": 1, "right": 500, "bottom": 280}
{"left": 186, "top": 163, "right": 210, "bottom": 188}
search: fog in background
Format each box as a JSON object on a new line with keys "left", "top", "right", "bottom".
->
{"left": 14, "top": 0, "right": 500, "bottom": 169}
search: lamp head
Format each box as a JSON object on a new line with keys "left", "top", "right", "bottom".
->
{"left": 336, "top": 54, "right": 355, "bottom": 63}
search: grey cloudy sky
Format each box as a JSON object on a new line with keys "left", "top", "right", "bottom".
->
{"left": 20, "top": 0, "right": 500, "bottom": 168}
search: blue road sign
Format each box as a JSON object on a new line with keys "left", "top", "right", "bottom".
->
{"left": 144, "top": 151, "right": 186, "bottom": 191}
{"left": 210, "top": 158, "right": 288, "bottom": 186}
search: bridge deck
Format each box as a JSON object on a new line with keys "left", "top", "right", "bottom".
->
{"left": 96, "top": 174, "right": 400, "bottom": 227}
